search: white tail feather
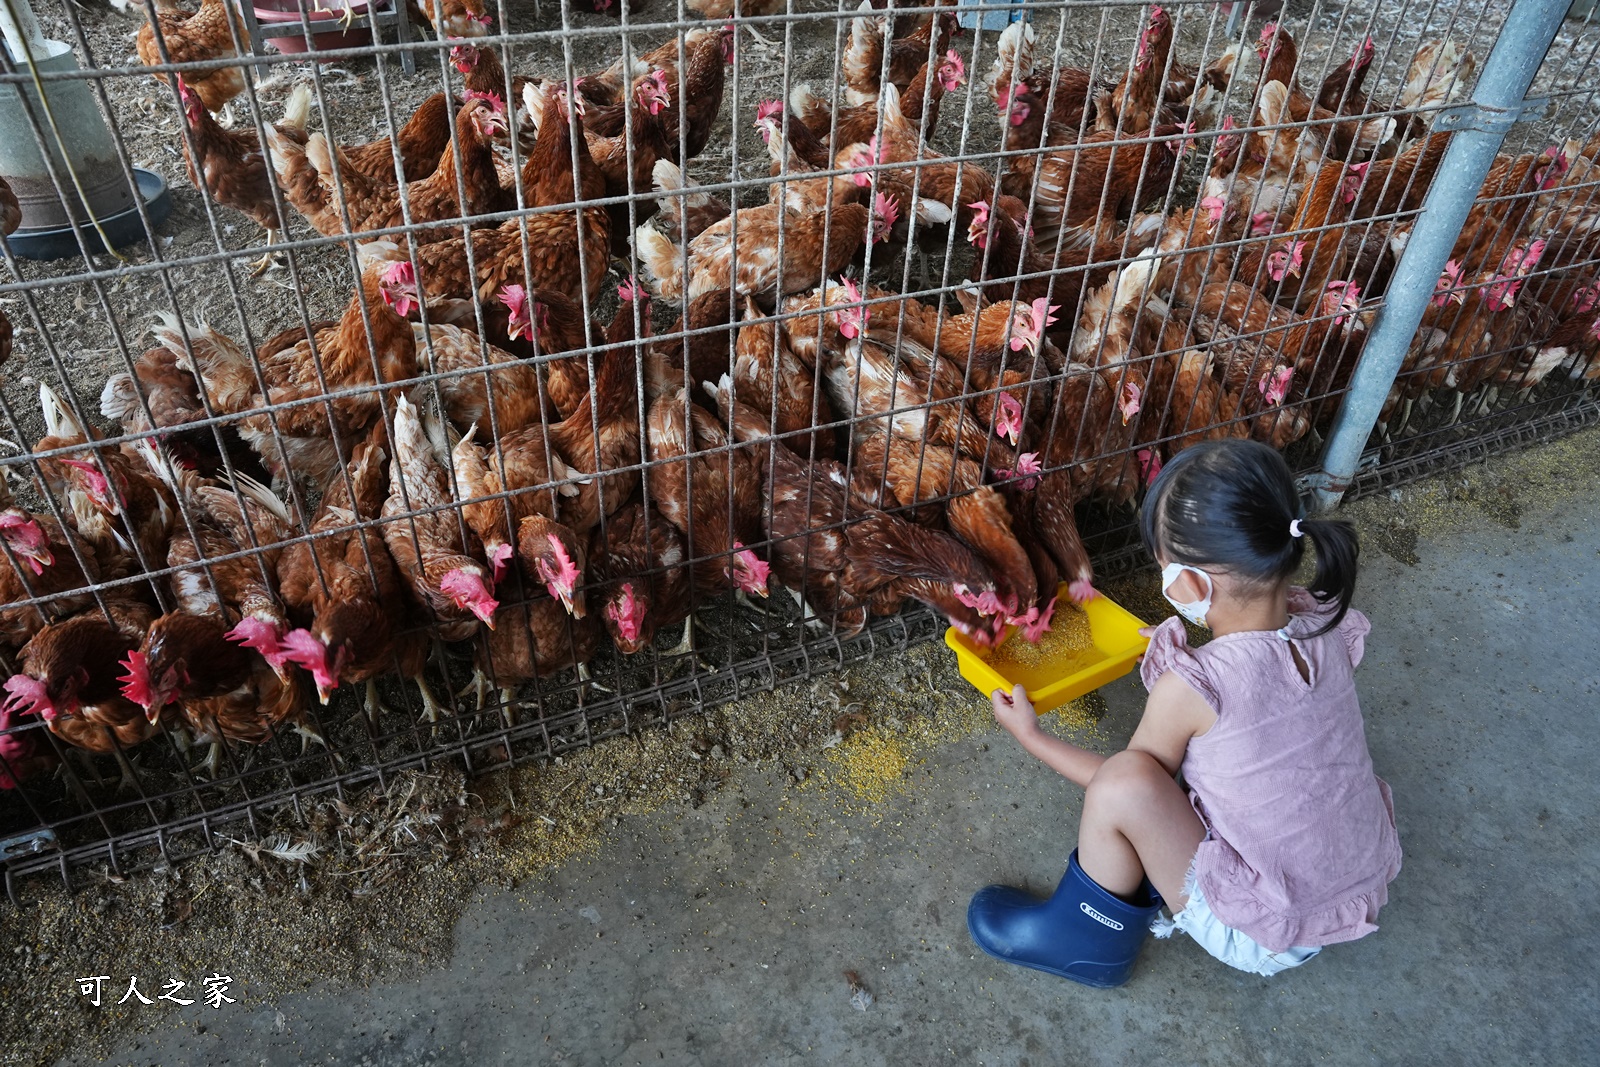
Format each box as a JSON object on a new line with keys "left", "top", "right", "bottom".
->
{"left": 843, "top": 7, "right": 883, "bottom": 106}
{"left": 988, "top": 21, "right": 1036, "bottom": 106}
{"left": 522, "top": 81, "right": 547, "bottom": 137}
{"left": 99, "top": 374, "right": 140, "bottom": 424}
{"left": 1110, "top": 249, "right": 1160, "bottom": 319}
{"left": 420, "top": 398, "right": 455, "bottom": 461}
{"left": 652, "top": 158, "right": 686, "bottom": 194}
{"left": 1258, "top": 81, "right": 1292, "bottom": 127}
{"left": 129, "top": 437, "right": 187, "bottom": 496}
{"left": 150, "top": 314, "right": 253, "bottom": 412}
{"left": 280, "top": 83, "right": 313, "bottom": 133}
{"left": 652, "top": 159, "right": 712, "bottom": 212}
{"left": 389, "top": 394, "right": 429, "bottom": 491}
{"left": 38, "top": 381, "right": 84, "bottom": 441}
{"left": 1072, "top": 249, "right": 1158, "bottom": 362}
{"left": 231, "top": 470, "right": 292, "bottom": 524}
{"left": 914, "top": 198, "right": 954, "bottom": 227}
{"left": 357, "top": 239, "right": 404, "bottom": 270}
{"left": 879, "top": 81, "right": 904, "bottom": 129}
{"left": 1400, "top": 40, "right": 1477, "bottom": 113}
{"left": 262, "top": 122, "right": 303, "bottom": 184}
{"left": 632, "top": 221, "right": 683, "bottom": 302}
{"left": 305, "top": 132, "right": 336, "bottom": 190}
{"left": 788, "top": 83, "right": 820, "bottom": 123}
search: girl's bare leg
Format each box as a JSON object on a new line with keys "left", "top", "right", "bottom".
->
{"left": 1077, "top": 750, "right": 1206, "bottom": 908}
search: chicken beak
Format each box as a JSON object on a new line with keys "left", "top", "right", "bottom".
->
{"left": 561, "top": 589, "right": 588, "bottom": 618}
{"left": 316, "top": 681, "right": 335, "bottom": 705}
{"left": 18, "top": 546, "right": 52, "bottom": 574}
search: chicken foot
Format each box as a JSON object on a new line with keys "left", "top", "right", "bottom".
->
{"left": 577, "top": 661, "right": 613, "bottom": 694}
{"left": 106, "top": 745, "right": 147, "bottom": 794}
{"left": 249, "top": 229, "right": 285, "bottom": 277}
{"left": 413, "top": 673, "right": 450, "bottom": 724}
{"left": 294, "top": 722, "right": 332, "bottom": 758}
{"left": 312, "top": 0, "right": 358, "bottom": 32}
{"left": 733, "top": 590, "right": 775, "bottom": 620}
{"left": 191, "top": 742, "right": 224, "bottom": 782}
{"left": 364, "top": 678, "right": 399, "bottom": 726}
{"left": 454, "top": 668, "right": 525, "bottom": 728}
{"left": 82, "top": 746, "right": 146, "bottom": 795}
{"left": 667, "top": 614, "right": 696, "bottom": 660}
{"left": 1391, "top": 398, "right": 1416, "bottom": 438}
{"left": 786, "top": 584, "right": 829, "bottom": 634}
{"left": 663, "top": 614, "right": 722, "bottom": 674}
{"left": 456, "top": 667, "right": 496, "bottom": 713}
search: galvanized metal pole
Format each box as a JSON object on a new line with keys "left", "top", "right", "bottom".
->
{"left": 1305, "top": 0, "right": 1569, "bottom": 513}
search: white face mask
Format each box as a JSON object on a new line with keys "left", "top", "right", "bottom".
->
{"left": 1161, "top": 562, "right": 1214, "bottom": 628}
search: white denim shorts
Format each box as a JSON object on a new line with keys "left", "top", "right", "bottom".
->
{"left": 1150, "top": 870, "right": 1322, "bottom": 977}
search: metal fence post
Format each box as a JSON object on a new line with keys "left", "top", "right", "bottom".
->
{"left": 1304, "top": 0, "right": 1571, "bottom": 513}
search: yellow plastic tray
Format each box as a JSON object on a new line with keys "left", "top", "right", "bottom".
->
{"left": 944, "top": 585, "right": 1151, "bottom": 713}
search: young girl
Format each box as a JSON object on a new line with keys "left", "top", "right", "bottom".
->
{"left": 968, "top": 440, "right": 1401, "bottom": 987}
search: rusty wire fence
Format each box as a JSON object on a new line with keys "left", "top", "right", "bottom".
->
{"left": 0, "top": 0, "right": 1595, "bottom": 895}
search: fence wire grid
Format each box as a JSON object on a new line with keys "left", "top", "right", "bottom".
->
{"left": 0, "top": 0, "right": 1596, "bottom": 894}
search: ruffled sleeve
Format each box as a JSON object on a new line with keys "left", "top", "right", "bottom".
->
{"left": 1337, "top": 609, "right": 1371, "bottom": 667}
{"left": 1139, "top": 616, "right": 1219, "bottom": 713}
{"left": 1286, "top": 588, "right": 1370, "bottom": 667}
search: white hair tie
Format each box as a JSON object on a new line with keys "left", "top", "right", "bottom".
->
{"left": 1289, "top": 519, "right": 1305, "bottom": 539}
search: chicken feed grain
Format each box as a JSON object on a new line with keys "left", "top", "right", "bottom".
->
{"left": 987, "top": 598, "right": 1096, "bottom": 671}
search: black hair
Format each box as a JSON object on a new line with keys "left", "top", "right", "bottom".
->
{"left": 1139, "top": 440, "right": 1358, "bottom": 637}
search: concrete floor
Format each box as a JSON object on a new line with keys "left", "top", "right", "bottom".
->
{"left": 66, "top": 469, "right": 1599, "bottom": 1066}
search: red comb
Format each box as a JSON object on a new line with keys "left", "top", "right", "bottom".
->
{"left": 117, "top": 650, "right": 157, "bottom": 710}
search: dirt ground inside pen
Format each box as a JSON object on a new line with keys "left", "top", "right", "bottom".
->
{"left": 2, "top": 426, "right": 1595, "bottom": 1065}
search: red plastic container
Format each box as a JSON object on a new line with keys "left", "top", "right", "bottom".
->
{"left": 248, "top": 0, "right": 384, "bottom": 54}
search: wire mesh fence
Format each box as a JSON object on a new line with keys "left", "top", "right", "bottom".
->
{"left": 0, "top": 0, "right": 1595, "bottom": 894}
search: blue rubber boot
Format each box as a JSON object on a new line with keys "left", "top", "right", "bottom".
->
{"left": 967, "top": 849, "right": 1164, "bottom": 988}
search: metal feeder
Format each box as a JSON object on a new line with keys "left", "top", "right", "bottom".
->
{"left": 0, "top": 0, "right": 170, "bottom": 259}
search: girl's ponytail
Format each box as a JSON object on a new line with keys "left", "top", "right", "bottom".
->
{"left": 1298, "top": 517, "right": 1359, "bottom": 637}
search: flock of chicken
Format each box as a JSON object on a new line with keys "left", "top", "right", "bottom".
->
{"left": 2, "top": 1, "right": 1599, "bottom": 792}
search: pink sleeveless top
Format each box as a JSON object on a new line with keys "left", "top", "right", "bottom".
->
{"left": 1140, "top": 588, "right": 1402, "bottom": 952}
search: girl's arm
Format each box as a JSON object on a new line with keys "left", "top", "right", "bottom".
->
{"left": 1125, "top": 671, "right": 1217, "bottom": 776}
{"left": 991, "top": 685, "right": 1107, "bottom": 788}
{"left": 991, "top": 673, "right": 1217, "bottom": 787}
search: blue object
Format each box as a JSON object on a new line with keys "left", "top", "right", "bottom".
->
{"left": 6, "top": 167, "right": 171, "bottom": 260}
{"left": 1307, "top": 0, "right": 1569, "bottom": 512}
{"left": 967, "top": 849, "right": 1164, "bottom": 988}
{"left": 956, "top": 0, "right": 1024, "bottom": 33}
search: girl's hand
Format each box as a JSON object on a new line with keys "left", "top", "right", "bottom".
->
{"left": 1136, "top": 626, "right": 1156, "bottom": 664}
{"left": 991, "top": 684, "right": 1041, "bottom": 742}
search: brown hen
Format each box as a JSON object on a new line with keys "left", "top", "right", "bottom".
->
{"left": 137, "top": 0, "right": 246, "bottom": 115}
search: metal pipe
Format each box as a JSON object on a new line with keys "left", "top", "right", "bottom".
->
{"left": 1306, "top": 0, "right": 1570, "bottom": 513}
{"left": 0, "top": 0, "right": 46, "bottom": 59}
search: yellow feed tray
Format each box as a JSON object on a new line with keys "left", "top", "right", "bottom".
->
{"left": 944, "top": 585, "right": 1151, "bottom": 713}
